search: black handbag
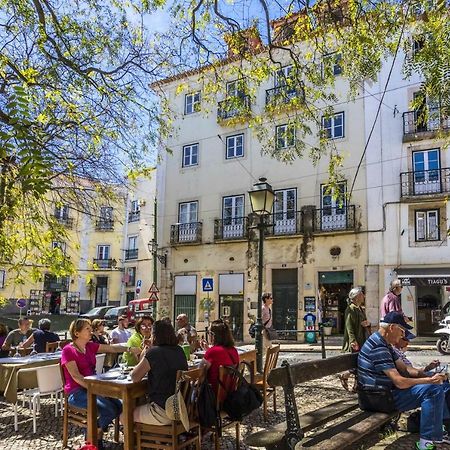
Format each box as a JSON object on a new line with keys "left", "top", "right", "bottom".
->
{"left": 265, "top": 327, "right": 278, "bottom": 341}
{"left": 357, "top": 385, "right": 398, "bottom": 413}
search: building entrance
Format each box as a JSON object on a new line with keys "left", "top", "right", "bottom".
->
{"left": 272, "top": 269, "right": 298, "bottom": 340}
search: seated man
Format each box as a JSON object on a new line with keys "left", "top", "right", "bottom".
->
{"left": 1, "top": 317, "right": 34, "bottom": 352}
{"left": 22, "top": 318, "right": 59, "bottom": 353}
{"left": 358, "top": 311, "right": 448, "bottom": 450}
{"left": 176, "top": 313, "right": 198, "bottom": 353}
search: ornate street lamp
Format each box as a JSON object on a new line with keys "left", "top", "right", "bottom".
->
{"left": 147, "top": 239, "right": 167, "bottom": 268}
{"left": 248, "top": 177, "right": 275, "bottom": 373}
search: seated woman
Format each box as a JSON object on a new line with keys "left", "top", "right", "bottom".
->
{"left": 91, "top": 319, "right": 110, "bottom": 345}
{"left": 201, "top": 319, "right": 239, "bottom": 395}
{"left": 131, "top": 320, "right": 188, "bottom": 425}
{"left": 61, "top": 318, "right": 141, "bottom": 448}
{"left": 124, "top": 315, "right": 154, "bottom": 366}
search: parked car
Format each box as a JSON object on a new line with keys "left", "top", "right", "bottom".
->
{"left": 104, "top": 306, "right": 128, "bottom": 328}
{"left": 79, "top": 306, "right": 113, "bottom": 321}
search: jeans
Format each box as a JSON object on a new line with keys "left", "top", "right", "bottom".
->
{"left": 393, "top": 384, "right": 444, "bottom": 441}
{"left": 68, "top": 388, "right": 122, "bottom": 431}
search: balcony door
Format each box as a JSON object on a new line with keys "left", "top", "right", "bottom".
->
{"left": 321, "top": 183, "right": 346, "bottom": 230}
{"left": 223, "top": 195, "right": 244, "bottom": 239}
{"left": 413, "top": 149, "right": 440, "bottom": 194}
{"left": 274, "top": 188, "right": 296, "bottom": 234}
{"left": 414, "top": 93, "right": 440, "bottom": 132}
{"left": 178, "top": 201, "right": 198, "bottom": 242}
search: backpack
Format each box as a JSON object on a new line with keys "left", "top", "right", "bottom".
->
{"left": 196, "top": 378, "right": 220, "bottom": 429}
{"left": 221, "top": 365, "right": 263, "bottom": 421}
{"left": 248, "top": 323, "right": 256, "bottom": 338}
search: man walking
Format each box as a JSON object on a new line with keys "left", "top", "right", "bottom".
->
{"left": 261, "top": 292, "right": 274, "bottom": 352}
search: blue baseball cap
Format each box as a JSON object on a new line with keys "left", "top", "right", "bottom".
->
{"left": 381, "top": 312, "right": 414, "bottom": 339}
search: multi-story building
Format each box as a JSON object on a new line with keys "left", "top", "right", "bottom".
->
{"left": 154, "top": 43, "right": 371, "bottom": 341}
{"left": 0, "top": 176, "right": 157, "bottom": 315}
{"left": 366, "top": 54, "right": 450, "bottom": 335}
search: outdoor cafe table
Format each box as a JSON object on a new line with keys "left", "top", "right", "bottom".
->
{"left": 85, "top": 370, "right": 147, "bottom": 450}
{"left": 0, "top": 353, "right": 61, "bottom": 403}
{"left": 85, "top": 347, "right": 257, "bottom": 449}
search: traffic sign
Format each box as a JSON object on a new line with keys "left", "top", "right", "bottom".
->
{"left": 135, "top": 287, "right": 141, "bottom": 294}
{"left": 202, "top": 278, "right": 214, "bottom": 292}
{"left": 136, "top": 279, "right": 142, "bottom": 288}
{"left": 148, "top": 282, "right": 159, "bottom": 293}
{"left": 16, "top": 298, "right": 26, "bottom": 308}
{"left": 149, "top": 292, "right": 159, "bottom": 302}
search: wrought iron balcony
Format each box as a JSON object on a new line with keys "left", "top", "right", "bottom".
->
{"left": 55, "top": 216, "right": 73, "bottom": 228}
{"left": 266, "top": 211, "right": 303, "bottom": 236}
{"left": 128, "top": 211, "right": 140, "bottom": 223}
{"left": 403, "top": 107, "right": 450, "bottom": 139}
{"left": 214, "top": 217, "right": 248, "bottom": 241}
{"left": 124, "top": 249, "right": 138, "bottom": 260}
{"left": 95, "top": 219, "right": 114, "bottom": 231}
{"left": 170, "top": 222, "right": 202, "bottom": 245}
{"left": 400, "top": 167, "right": 450, "bottom": 197}
{"left": 265, "top": 85, "right": 303, "bottom": 107}
{"left": 217, "top": 95, "right": 251, "bottom": 121}
{"left": 313, "top": 205, "right": 356, "bottom": 232}
{"left": 93, "top": 258, "right": 113, "bottom": 269}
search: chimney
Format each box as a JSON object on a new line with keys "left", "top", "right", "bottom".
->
{"left": 224, "top": 27, "right": 263, "bottom": 57}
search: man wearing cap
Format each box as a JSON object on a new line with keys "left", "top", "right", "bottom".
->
{"left": 358, "top": 311, "right": 449, "bottom": 450}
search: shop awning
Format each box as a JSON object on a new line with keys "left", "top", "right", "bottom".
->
{"left": 396, "top": 267, "right": 450, "bottom": 287}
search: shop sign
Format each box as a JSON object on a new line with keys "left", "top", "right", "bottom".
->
{"left": 400, "top": 277, "right": 450, "bottom": 287}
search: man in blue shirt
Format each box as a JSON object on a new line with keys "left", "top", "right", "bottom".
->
{"left": 22, "top": 318, "right": 59, "bottom": 353}
{"left": 358, "top": 312, "right": 448, "bottom": 450}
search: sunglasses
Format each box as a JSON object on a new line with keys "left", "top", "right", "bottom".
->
{"left": 140, "top": 325, "right": 152, "bottom": 329}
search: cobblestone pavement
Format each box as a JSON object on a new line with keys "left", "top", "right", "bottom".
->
{"left": 1, "top": 350, "right": 450, "bottom": 450}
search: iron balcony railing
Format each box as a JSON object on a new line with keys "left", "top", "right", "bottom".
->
{"left": 170, "top": 222, "right": 202, "bottom": 244}
{"left": 55, "top": 216, "right": 73, "bottom": 228}
{"left": 400, "top": 167, "right": 450, "bottom": 197}
{"left": 128, "top": 211, "right": 140, "bottom": 223}
{"left": 214, "top": 217, "right": 249, "bottom": 240}
{"left": 266, "top": 211, "right": 303, "bottom": 236}
{"left": 403, "top": 107, "right": 450, "bottom": 137}
{"left": 265, "top": 85, "right": 303, "bottom": 106}
{"left": 217, "top": 95, "right": 251, "bottom": 121}
{"left": 93, "top": 258, "right": 113, "bottom": 269}
{"left": 95, "top": 219, "right": 114, "bottom": 231}
{"left": 313, "top": 205, "right": 356, "bottom": 232}
{"left": 124, "top": 249, "right": 139, "bottom": 260}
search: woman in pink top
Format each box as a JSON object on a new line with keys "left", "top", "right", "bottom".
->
{"left": 61, "top": 318, "right": 141, "bottom": 447}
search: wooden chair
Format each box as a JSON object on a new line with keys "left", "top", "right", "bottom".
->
{"left": 46, "top": 339, "right": 71, "bottom": 353}
{"left": 254, "top": 344, "right": 280, "bottom": 420}
{"left": 134, "top": 367, "right": 202, "bottom": 450}
{"left": 206, "top": 363, "right": 248, "bottom": 450}
{"left": 59, "top": 363, "right": 119, "bottom": 448}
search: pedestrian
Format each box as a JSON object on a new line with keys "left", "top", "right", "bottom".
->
{"left": 380, "top": 279, "right": 410, "bottom": 321}
{"left": 339, "top": 286, "right": 371, "bottom": 390}
{"left": 261, "top": 292, "right": 276, "bottom": 352}
{"left": 110, "top": 315, "right": 131, "bottom": 344}
{"left": 61, "top": 318, "right": 141, "bottom": 449}
{"left": 130, "top": 320, "right": 188, "bottom": 425}
{"left": 176, "top": 313, "right": 198, "bottom": 352}
{"left": 1, "top": 317, "right": 34, "bottom": 352}
{"left": 358, "top": 312, "right": 450, "bottom": 450}
{"left": 21, "top": 318, "right": 59, "bottom": 353}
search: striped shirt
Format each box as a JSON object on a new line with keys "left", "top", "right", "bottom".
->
{"left": 357, "top": 331, "right": 399, "bottom": 389}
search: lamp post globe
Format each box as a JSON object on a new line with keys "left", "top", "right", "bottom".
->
{"left": 248, "top": 177, "right": 274, "bottom": 373}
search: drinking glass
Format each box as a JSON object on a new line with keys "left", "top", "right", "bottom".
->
{"left": 30, "top": 343, "right": 38, "bottom": 356}
{"left": 55, "top": 341, "right": 63, "bottom": 352}
{"left": 118, "top": 355, "right": 128, "bottom": 376}
{"left": 13, "top": 346, "right": 21, "bottom": 358}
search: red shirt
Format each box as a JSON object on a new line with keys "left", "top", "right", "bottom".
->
{"left": 204, "top": 345, "right": 239, "bottom": 393}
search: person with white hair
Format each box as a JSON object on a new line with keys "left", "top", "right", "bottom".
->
{"left": 339, "top": 286, "right": 371, "bottom": 391}
{"left": 342, "top": 286, "right": 371, "bottom": 353}
{"left": 380, "top": 279, "right": 407, "bottom": 320}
